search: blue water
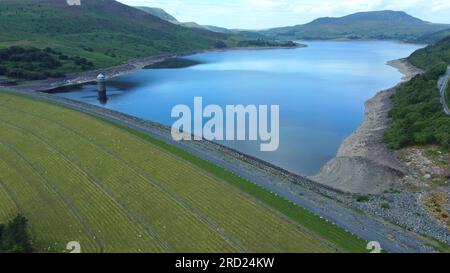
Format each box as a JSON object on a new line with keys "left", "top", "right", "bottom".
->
{"left": 55, "top": 41, "right": 423, "bottom": 176}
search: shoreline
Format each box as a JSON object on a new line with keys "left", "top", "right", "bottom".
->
{"left": 311, "top": 58, "right": 424, "bottom": 194}
{"left": 8, "top": 45, "right": 305, "bottom": 93}
{"left": 387, "top": 58, "right": 425, "bottom": 81}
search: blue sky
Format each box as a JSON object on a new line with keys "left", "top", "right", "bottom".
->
{"left": 118, "top": 0, "right": 450, "bottom": 29}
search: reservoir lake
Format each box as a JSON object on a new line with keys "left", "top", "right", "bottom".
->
{"left": 55, "top": 41, "right": 423, "bottom": 176}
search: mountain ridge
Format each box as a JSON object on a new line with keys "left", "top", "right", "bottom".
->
{"left": 261, "top": 10, "right": 450, "bottom": 41}
{"left": 135, "top": 5, "right": 232, "bottom": 33}
{"left": 135, "top": 6, "right": 179, "bottom": 23}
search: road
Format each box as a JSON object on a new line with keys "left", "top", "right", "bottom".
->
{"left": 1, "top": 88, "right": 442, "bottom": 253}
{"left": 438, "top": 66, "right": 450, "bottom": 115}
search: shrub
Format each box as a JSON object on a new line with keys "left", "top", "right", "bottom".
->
{"left": 356, "top": 195, "right": 370, "bottom": 202}
{"left": 0, "top": 46, "right": 88, "bottom": 80}
{"left": 0, "top": 214, "right": 33, "bottom": 253}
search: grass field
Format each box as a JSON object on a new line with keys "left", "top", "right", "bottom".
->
{"left": 0, "top": 91, "right": 367, "bottom": 253}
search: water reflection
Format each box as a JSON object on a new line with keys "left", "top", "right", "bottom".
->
{"left": 96, "top": 81, "right": 108, "bottom": 105}
{"left": 97, "top": 90, "right": 108, "bottom": 105}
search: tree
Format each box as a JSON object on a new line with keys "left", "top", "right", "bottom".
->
{"left": 0, "top": 214, "right": 33, "bottom": 253}
{"left": 214, "top": 40, "right": 227, "bottom": 49}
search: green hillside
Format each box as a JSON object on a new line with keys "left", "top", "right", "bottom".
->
{"left": 409, "top": 36, "right": 450, "bottom": 70}
{"left": 0, "top": 0, "right": 294, "bottom": 80}
{"left": 412, "top": 28, "right": 450, "bottom": 44}
{"left": 0, "top": 91, "right": 367, "bottom": 253}
{"left": 385, "top": 37, "right": 450, "bottom": 150}
{"left": 0, "top": 0, "right": 229, "bottom": 70}
{"left": 262, "top": 10, "right": 449, "bottom": 41}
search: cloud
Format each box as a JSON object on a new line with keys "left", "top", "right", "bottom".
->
{"left": 431, "top": 0, "right": 450, "bottom": 12}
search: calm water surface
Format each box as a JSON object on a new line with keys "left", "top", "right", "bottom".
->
{"left": 55, "top": 41, "right": 423, "bottom": 176}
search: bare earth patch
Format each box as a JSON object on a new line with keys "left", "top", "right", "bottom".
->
{"left": 400, "top": 146, "right": 450, "bottom": 189}
{"left": 312, "top": 87, "right": 407, "bottom": 194}
{"left": 400, "top": 146, "right": 450, "bottom": 229}
{"left": 422, "top": 192, "right": 450, "bottom": 229}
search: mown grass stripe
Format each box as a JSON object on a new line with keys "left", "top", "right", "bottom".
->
{"left": 1, "top": 105, "right": 248, "bottom": 252}
{"left": 0, "top": 122, "right": 162, "bottom": 252}
{"left": 0, "top": 105, "right": 238, "bottom": 252}
{"left": 0, "top": 177, "right": 19, "bottom": 223}
{"left": 0, "top": 117, "right": 173, "bottom": 253}
{"left": 0, "top": 142, "right": 100, "bottom": 252}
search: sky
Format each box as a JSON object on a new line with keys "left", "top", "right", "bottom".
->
{"left": 117, "top": 0, "right": 450, "bottom": 29}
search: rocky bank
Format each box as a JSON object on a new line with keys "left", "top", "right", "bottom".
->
{"left": 311, "top": 58, "right": 424, "bottom": 194}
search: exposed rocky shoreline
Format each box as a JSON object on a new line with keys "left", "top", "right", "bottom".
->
{"left": 311, "top": 59, "right": 450, "bottom": 245}
{"left": 387, "top": 58, "right": 425, "bottom": 81}
{"left": 312, "top": 58, "right": 423, "bottom": 194}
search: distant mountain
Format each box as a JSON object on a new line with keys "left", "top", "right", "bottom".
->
{"left": 179, "top": 22, "right": 233, "bottom": 34}
{"left": 135, "top": 6, "right": 179, "bottom": 23}
{"left": 262, "top": 10, "right": 450, "bottom": 41}
{"left": 135, "top": 6, "right": 232, "bottom": 34}
{"left": 0, "top": 0, "right": 229, "bottom": 69}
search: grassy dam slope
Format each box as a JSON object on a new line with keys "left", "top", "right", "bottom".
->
{"left": 0, "top": 92, "right": 366, "bottom": 253}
